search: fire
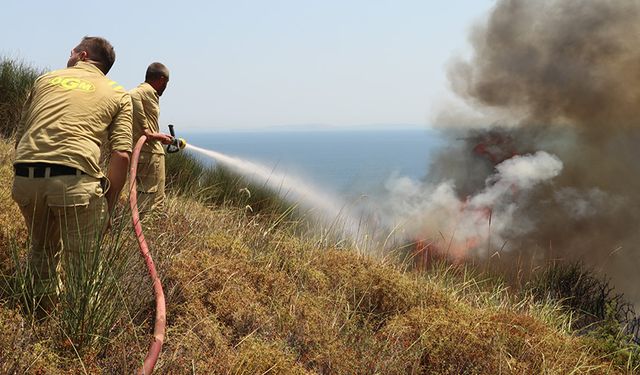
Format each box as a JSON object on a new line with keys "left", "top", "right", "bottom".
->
{"left": 412, "top": 130, "right": 524, "bottom": 268}
{"left": 413, "top": 202, "right": 493, "bottom": 268}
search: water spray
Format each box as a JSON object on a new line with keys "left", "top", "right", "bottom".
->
{"left": 185, "top": 143, "right": 358, "bottom": 236}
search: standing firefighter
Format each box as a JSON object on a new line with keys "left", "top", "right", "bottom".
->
{"left": 12, "top": 36, "right": 132, "bottom": 311}
{"left": 129, "top": 62, "right": 173, "bottom": 218}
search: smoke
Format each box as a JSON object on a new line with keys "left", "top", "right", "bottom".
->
{"left": 449, "top": 0, "right": 640, "bottom": 133}
{"left": 380, "top": 151, "right": 562, "bottom": 258}
{"left": 385, "top": 0, "right": 640, "bottom": 303}
{"left": 472, "top": 151, "right": 562, "bottom": 206}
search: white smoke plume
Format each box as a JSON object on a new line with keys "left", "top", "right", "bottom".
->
{"left": 379, "top": 152, "right": 562, "bottom": 258}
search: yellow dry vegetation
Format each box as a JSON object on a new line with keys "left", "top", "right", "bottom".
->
{"left": 0, "top": 138, "right": 629, "bottom": 374}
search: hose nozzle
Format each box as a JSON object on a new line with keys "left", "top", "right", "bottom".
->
{"left": 167, "top": 124, "right": 186, "bottom": 153}
{"left": 176, "top": 138, "right": 187, "bottom": 149}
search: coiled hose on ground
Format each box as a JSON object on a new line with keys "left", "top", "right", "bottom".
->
{"left": 129, "top": 135, "right": 166, "bottom": 374}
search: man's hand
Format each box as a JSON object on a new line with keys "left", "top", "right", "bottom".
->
{"left": 154, "top": 133, "right": 174, "bottom": 145}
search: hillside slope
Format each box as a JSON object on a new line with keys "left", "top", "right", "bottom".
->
{"left": 0, "top": 137, "right": 631, "bottom": 374}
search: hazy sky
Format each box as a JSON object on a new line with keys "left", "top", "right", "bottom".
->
{"left": 1, "top": 0, "right": 494, "bottom": 131}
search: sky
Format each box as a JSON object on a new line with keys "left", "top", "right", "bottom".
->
{"left": 1, "top": 0, "right": 495, "bottom": 132}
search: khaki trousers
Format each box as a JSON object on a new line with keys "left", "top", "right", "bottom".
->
{"left": 12, "top": 173, "right": 107, "bottom": 301}
{"left": 136, "top": 152, "right": 166, "bottom": 218}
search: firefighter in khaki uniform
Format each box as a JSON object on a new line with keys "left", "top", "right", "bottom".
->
{"left": 12, "top": 36, "right": 132, "bottom": 309}
{"left": 130, "top": 62, "right": 172, "bottom": 217}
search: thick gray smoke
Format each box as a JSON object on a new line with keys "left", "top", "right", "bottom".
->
{"left": 386, "top": 0, "right": 640, "bottom": 303}
{"left": 450, "top": 0, "right": 640, "bottom": 133}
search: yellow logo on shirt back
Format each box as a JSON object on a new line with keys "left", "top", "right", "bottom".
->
{"left": 50, "top": 76, "right": 96, "bottom": 92}
{"left": 107, "top": 80, "right": 124, "bottom": 91}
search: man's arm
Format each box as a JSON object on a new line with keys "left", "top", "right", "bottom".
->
{"left": 105, "top": 150, "right": 130, "bottom": 214}
{"left": 144, "top": 128, "right": 173, "bottom": 144}
{"left": 132, "top": 88, "right": 172, "bottom": 145}
{"left": 106, "top": 93, "right": 133, "bottom": 215}
{"left": 130, "top": 89, "right": 148, "bottom": 137}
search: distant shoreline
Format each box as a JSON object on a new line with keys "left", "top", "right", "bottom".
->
{"left": 180, "top": 125, "right": 436, "bottom": 135}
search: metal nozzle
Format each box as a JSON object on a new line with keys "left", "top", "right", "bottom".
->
{"left": 177, "top": 138, "right": 187, "bottom": 149}
{"left": 166, "top": 124, "right": 186, "bottom": 153}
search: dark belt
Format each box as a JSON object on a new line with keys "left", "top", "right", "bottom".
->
{"left": 14, "top": 163, "right": 86, "bottom": 178}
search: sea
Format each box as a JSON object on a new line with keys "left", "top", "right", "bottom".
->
{"left": 181, "top": 128, "right": 445, "bottom": 199}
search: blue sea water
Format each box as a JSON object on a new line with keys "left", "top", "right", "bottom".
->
{"left": 181, "top": 128, "right": 444, "bottom": 197}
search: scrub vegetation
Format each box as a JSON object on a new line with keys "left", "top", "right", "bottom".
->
{"left": 1, "top": 57, "right": 639, "bottom": 374}
{"left": 0, "top": 57, "right": 43, "bottom": 138}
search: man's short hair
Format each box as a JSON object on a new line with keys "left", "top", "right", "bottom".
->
{"left": 74, "top": 36, "right": 116, "bottom": 74}
{"left": 145, "top": 62, "right": 170, "bottom": 82}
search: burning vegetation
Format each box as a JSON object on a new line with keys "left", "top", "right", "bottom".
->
{"left": 380, "top": 0, "right": 640, "bottom": 314}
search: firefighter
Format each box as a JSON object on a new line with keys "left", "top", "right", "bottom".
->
{"left": 129, "top": 62, "right": 173, "bottom": 218}
{"left": 12, "top": 36, "right": 132, "bottom": 311}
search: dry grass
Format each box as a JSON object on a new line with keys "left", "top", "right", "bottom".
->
{"left": 0, "top": 139, "right": 26, "bottom": 264}
{"left": 0, "top": 136, "right": 635, "bottom": 374}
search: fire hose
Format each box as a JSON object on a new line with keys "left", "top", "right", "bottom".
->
{"left": 129, "top": 136, "right": 164, "bottom": 375}
{"left": 129, "top": 129, "right": 185, "bottom": 374}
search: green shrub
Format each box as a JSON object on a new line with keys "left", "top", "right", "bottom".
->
{"left": 0, "top": 57, "right": 42, "bottom": 138}
{"left": 529, "top": 261, "right": 640, "bottom": 369}
{"left": 587, "top": 302, "right": 640, "bottom": 369}
{"left": 529, "top": 262, "right": 637, "bottom": 332}
{"left": 0, "top": 210, "right": 139, "bottom": 354}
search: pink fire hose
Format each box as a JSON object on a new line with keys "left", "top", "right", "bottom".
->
{"left": 129, "top": 135, "right": 166, "bottom": 374}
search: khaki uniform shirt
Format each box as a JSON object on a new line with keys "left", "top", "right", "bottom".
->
{"left": 14, "top": 61, "right": 132, "bottom": 178}
{"left": 130, "top": 82, "right": 164, "bottom": 155}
